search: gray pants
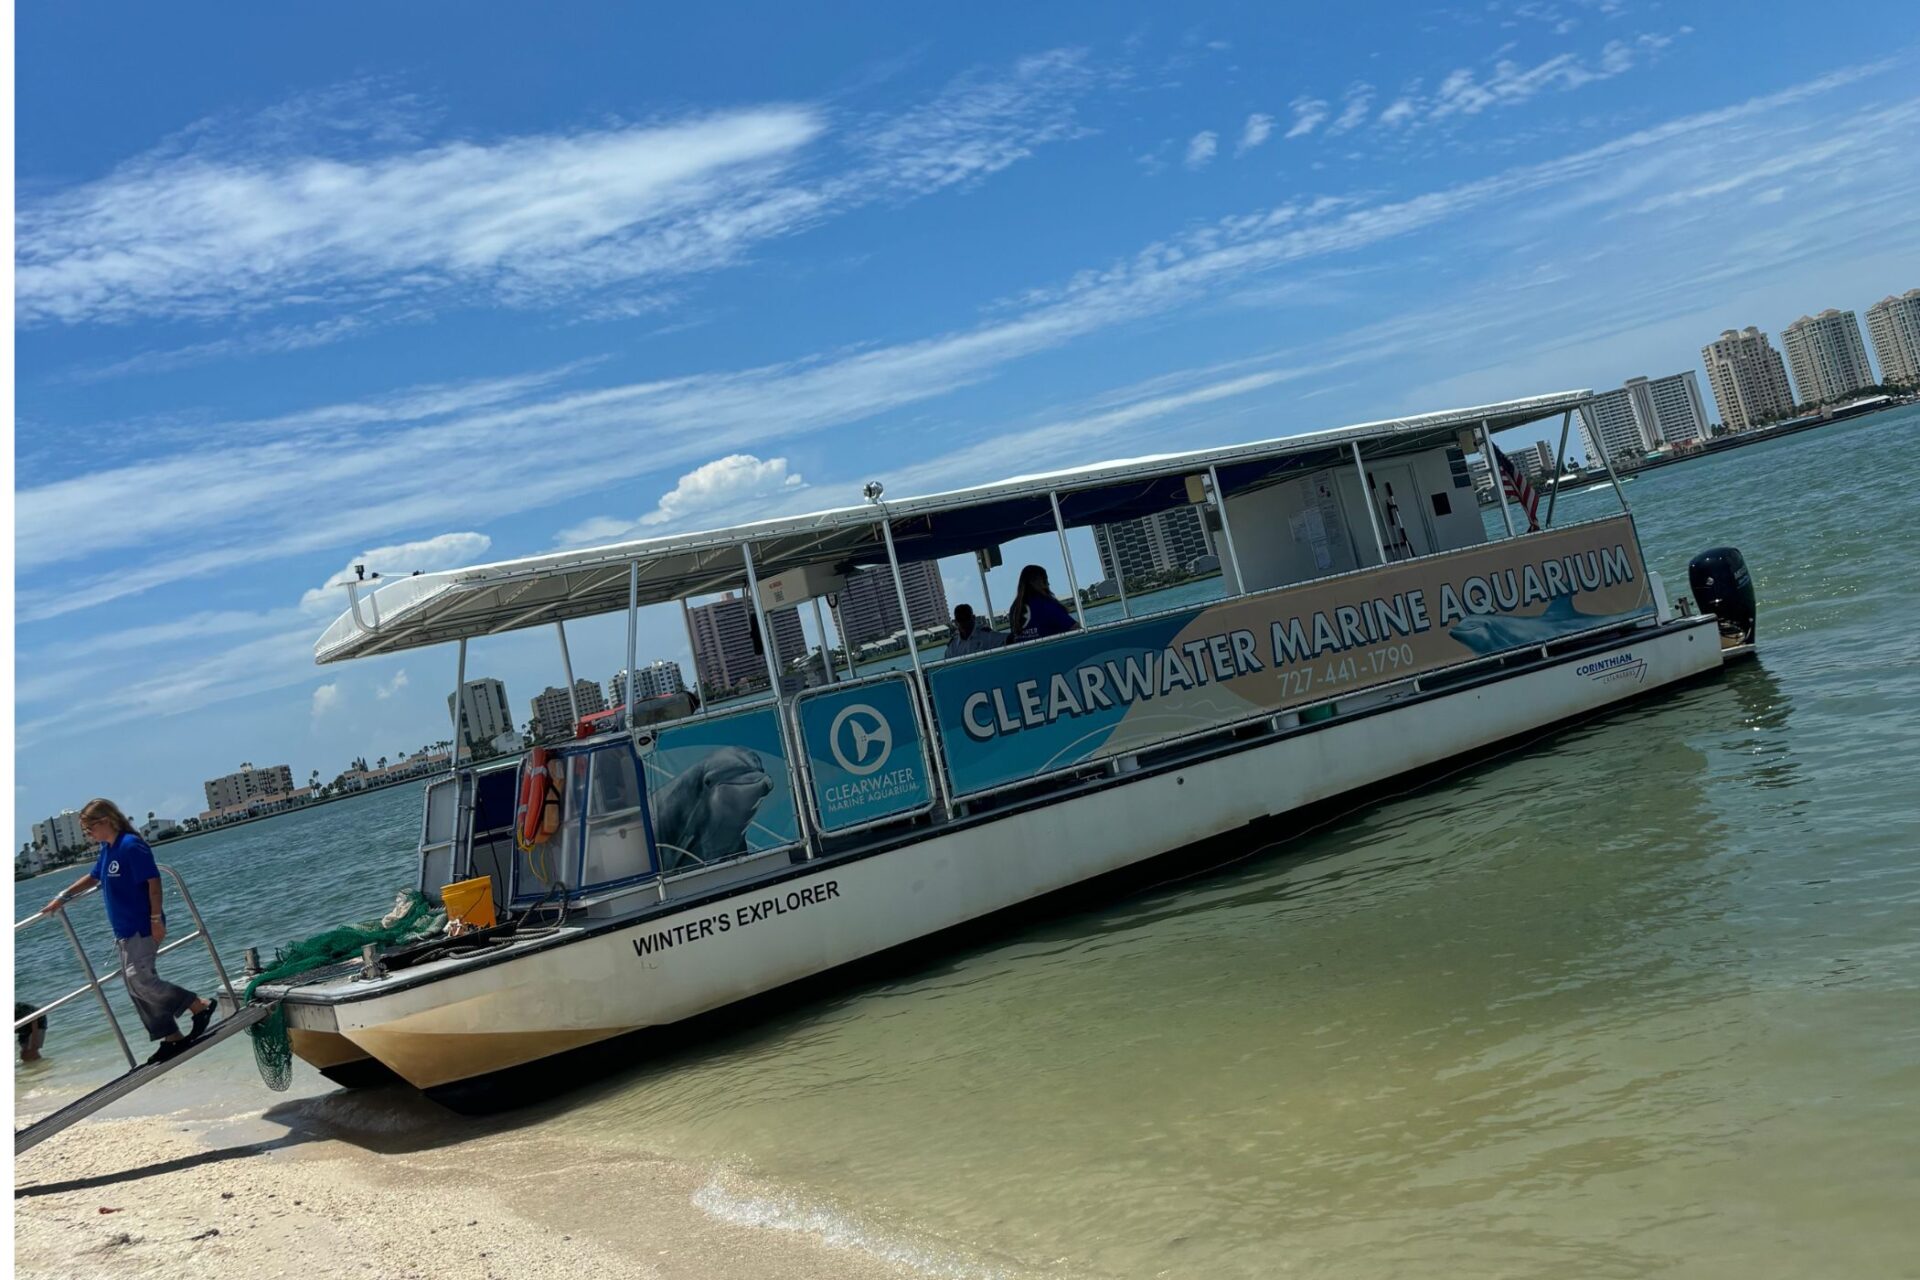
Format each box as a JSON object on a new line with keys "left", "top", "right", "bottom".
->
{"left": 115, "top": 934, "right": 196, "bottom": 1040}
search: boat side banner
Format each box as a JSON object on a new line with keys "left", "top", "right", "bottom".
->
{"left": 643, "top": 705, "right": 800, "bottom": 867}
{"left": 795, "top": 678, "right": 933, "bottom": 833}
{"left": 927, "top": 516, "right": 1653, "bottom": 797}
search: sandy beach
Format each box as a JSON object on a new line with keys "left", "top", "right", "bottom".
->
{"left": 12, "top": 1095, "right": 947, "bottom": 1280}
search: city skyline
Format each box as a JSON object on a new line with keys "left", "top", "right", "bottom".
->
{"left": 13, "top": 5, "right": 1920, "bottom": 839}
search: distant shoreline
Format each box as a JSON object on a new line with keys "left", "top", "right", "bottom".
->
{"left": 14, "top": 774, "right": 434, "bottom": 881}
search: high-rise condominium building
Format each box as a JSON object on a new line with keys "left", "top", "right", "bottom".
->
{"left": 1579, "top": 371, "right": 1708, "bottom": 463}
{"left": 530, "top": 680, "right": 608, "bottom": 741}
{"left": 834, "top": 561, "right": 951, "bottom": 648}
{"left": 1092, "top": 505, "right": 1215, "bottom": 586}
{"left": 1701, "top": 327, "right": 1795, "bottom": 431}
{"left": 688, "top": 594, "right": 807, "bottom": 693}
{"left": 204, "top": 763, "right": 296, "bottom": 811}
{"left": 447, "top": 677, "right": 513, "bottom": 753}
{"left": 31, "top": 811, "right": 87, "bottom": 854}
{"left": 610, "top": 660, "right": 687, "bottom": 707}
{"left": 1865, "top": 289, "right": 1920, "bottom": 387}
{"left": 1782, "top": 309, "right": 1875, "bottom": 405}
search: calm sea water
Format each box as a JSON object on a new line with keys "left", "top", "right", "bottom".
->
{"left": 16, "top": 406, "right": 1920, "bottom": 1277}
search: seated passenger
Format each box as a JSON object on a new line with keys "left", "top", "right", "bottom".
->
{"left": 943, "top": 604, "right": 1003, "bottom": 658}
{"left": 1005, "top": 565, "right": 1079, "bottom": 643}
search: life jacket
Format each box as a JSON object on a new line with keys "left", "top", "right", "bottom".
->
{"left": 515, "top": 748, "right": 565, "bottom": 851}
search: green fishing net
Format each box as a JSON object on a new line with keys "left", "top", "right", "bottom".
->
{"left": 243, "top": 890, "right": 444, "bottom": 1091}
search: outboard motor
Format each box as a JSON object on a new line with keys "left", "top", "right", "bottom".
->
{"left": 1688, "top": 546, "right": 1755, "bottom": 644}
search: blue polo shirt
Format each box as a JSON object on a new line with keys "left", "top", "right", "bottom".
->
{"left": 91, "top": 832, "right": 161, "bottom": 940}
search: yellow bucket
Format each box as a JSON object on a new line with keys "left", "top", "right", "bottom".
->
{"left": 440, "top": 875, "right": 498, "bottom": 930}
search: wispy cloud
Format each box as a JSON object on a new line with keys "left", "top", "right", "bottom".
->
{"left": 16, "top": 59, "right": 1909, "bottom": 633}
{"left": 1328, "top": 83, "right": 1375, "bottom": 134}
{"left": 17, "top": 52, "right": 1096, "bottom": 330}
{"left": 1184, "top": 130, "right": 1219, "bottom": 169}
{"left": 376, "top": 669, "right": 409, "bottom": 700}
{"left": 1285, "top": 96, "right": 1330, "bottom": 138}
{"left": 1236, "top": 113, "right": 1275, "bottom": 155}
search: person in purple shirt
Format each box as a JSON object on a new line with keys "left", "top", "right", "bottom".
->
{"left": 43, "top": 798, "right": 213, "bottom": 1065}
{"left": 1005, "top": 565, "right": 1080, "bottom": 643}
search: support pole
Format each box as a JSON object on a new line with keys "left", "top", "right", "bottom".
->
{"left": 1481, "top": 420, "right": 1518, "bottom": 539}
{"left": 739, "top": 544, "right": 787, "bottom": 699}
{"left": 554, "top": 621, "right": 580, "bottom": 724}
{"left": 975, "top": 550, "right": 997, "bottom": 630}
{"left": 59, "top": 910, "right": 136, "bottom": 1070}
{"left": 1048, "top": 491, "right": 1086, "bottom": 627}
{"left": 624, "top": 562, "right": 640, "bottom": 731}
{"left": 880, "top": 515, "right": 951, "bottom": 813}
{"left": 450, "top": 638, "right": 468, "bottom": 770}
{"left": 830, "top": 596, "right": 858, "bottom": 680}
{"left": 679, "top": 599, "right": 712, "bottom": 717}
{"left": 1578, "top": 401, "right": 1633, "bottom": 514}
{"left": 1351, "top": 442, "right": 1388, "bottom": 564}
{"left": 809, "top": 596, "right": 835, "bottom": 685}
{"left": 1543, "top": 409, "right": 1574, "bottom": 529}
{"left": 1207, "top": 465, "right": 1245, "bottom": 593}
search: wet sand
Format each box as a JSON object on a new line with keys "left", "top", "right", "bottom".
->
{"left": 12, "top": 1098, "right": 935, "bottom": 1280}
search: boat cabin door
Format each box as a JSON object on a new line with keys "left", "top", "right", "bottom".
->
{"left": 1366, "top": 462, "right": 1437, "bottom": 562}
{"left": 418, "top": 772, "right": 472, "bottom": 904}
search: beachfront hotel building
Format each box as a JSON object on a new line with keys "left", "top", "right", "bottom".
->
{"left": 1701, "top": 327, "right": 1796, "bottom": 431}
{"left": 447, "top": 677, "right": 513, "bottom": 753}
{"left": 609, "top": 660, "right": 687, "bottom": 707}
{"left": 833, "top": 561, "right": 950, "bottom": 648}
{"left": 203, "top": 763, "right": 296, "bottom": 811}
{"left": 1865, "top": 289, "right": 1920, "bottom": 388}
{"left": 1093, "top": 505, "right": 1216, "bottom": 586}
{"left": 687, "top": 593, "right": 807, "bottom": 694}
{"left": 530, "top": 680, "right": 607, "bottom": 742}
{"left": 1782, "top": 309, "right": 1875, "bottom": 406}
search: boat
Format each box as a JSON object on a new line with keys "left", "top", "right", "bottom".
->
{"left": 262, "top": 390, "right": 1758, "bottom": 1109}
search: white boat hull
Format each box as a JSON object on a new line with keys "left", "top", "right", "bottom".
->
{"left": 293, "top": 619, "right": 1724, "bottom": 1092}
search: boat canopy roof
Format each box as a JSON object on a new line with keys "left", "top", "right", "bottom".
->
{"left": 315, "top": 389, "right": 1591, "bottom": 663}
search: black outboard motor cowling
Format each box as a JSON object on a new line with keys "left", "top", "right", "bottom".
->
{"left": 1688, "top": 546, "right": 1755, "bottom": 644}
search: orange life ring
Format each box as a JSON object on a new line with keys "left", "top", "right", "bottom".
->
{"left": 515, "top": 748, "right": 563, "bottom": 851}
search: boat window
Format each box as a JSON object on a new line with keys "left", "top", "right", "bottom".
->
{"left": 581, "top": 747, "right": 653, "bottom": 889}
{"left": 512, "top": 754, "right": 587, "bottom": 903}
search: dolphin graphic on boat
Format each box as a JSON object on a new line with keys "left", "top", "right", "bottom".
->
{"left": 1447, "top": 596, "right": 1648, "bottom": 655}
{"left": 650, "top": 746, "right": 775, "bottom": 869}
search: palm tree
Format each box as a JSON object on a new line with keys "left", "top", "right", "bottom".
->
{"left": 376, "top": 755, "right": 388, "bottom": 770}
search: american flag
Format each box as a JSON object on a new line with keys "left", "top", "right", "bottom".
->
{"left": 1493, "top": 444, "right": 1542, "bottom": 532}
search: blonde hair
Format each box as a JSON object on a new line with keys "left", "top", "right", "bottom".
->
{"left": 79, "top": 798, "right": 136, "bottom": 839}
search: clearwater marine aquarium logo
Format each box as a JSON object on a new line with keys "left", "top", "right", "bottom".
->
{"left": 828, "top": 704, "right": 894, "bottom": 776}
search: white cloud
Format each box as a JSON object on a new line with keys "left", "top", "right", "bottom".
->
{"left": 15, "top": 60, "right": 1908, "bottom": 628}
{"left": 1378, "top": 97, "right": 1419, "bottom": 129}
{"left": 311, "top": 682, "right": 342, "bottom": 717}
{"left": 1285, "top": 97, "right": 1329, "bottom": 138}
{"left": 376, "top": 669, "right": 409, "bottom": 700}
{"left": 298, "top": 531, "right": 492, "bottom": 613}
{"left": 1236, "top": 114, "right": 1275, "bottom": 155}
{"left": 1184, "top": 131, "right": 1219, "bottom": 169}
{"left": 18, "top": 52, "right": 1095, "bottom": 329}
{"left": 1329, "top": 84, "right": 1375, "bottom": 135}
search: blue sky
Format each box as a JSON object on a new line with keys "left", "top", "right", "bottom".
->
{"left": 13, "top": 2, "right": 1920, "bottom": 840}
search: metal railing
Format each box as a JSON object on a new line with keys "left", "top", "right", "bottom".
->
{"left": 13, "top": 864, "right": 241, "bottom": 1072}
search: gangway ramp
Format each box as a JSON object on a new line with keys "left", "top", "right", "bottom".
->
{"left": 13, "top": 862, "right": 262, "bottom": 1157}
{"left": 14, "top": 1004, "right": 273, "bottom": 1156}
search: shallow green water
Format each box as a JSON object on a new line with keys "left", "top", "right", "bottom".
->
{"left": 16, "top": 407, "right": 1920, "bottom": 1277}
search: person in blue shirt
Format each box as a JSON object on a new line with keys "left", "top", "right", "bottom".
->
{"left": 43, "top": 799, "right": 212, "bottom": 1065}
{"left": 1005, "top": 565, "right": 1080, "bottom": 643}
